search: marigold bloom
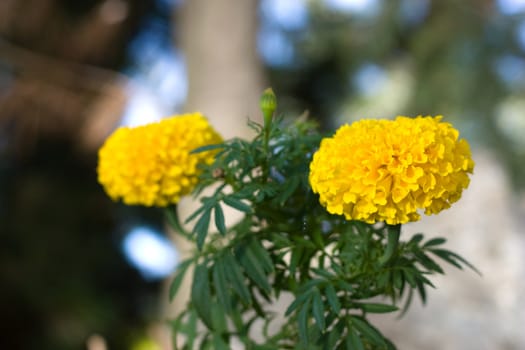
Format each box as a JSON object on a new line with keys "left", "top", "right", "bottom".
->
{"left": 309, "top": 116, "right": 474, "bottom": 225}
{"left": 97, "top": 113, "right": 222, "bottom": 206}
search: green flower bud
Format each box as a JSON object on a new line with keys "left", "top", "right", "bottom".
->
{"left": 260, "top": 88, "right": 277, "bottom": 127}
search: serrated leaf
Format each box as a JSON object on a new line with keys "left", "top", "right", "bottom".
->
{"left": 223, "top": 196, "right": 252, "bottom": 213}
{"left": 377, "top": 271, "right": 391, "bottom": 289}
{"left": 269, "top": 233, "right": 292, "bottom": 248}
{"left": 399, "top": 287, "right": 414, "bottom": 318}
{"left": 311, "top": 229, "right": 325, "bottom": 248}
{"left": 191, "top": 263, "right": 213, "bottom": 329}
{"left": 212, "top": 258, "right": 232, "bottom": 313}
{"left": 169, "top": 258, "right": 194, "bottom": 301}
{"left": 236, "top": 243, "right": 271, "bottom": 293}
{"left": 277, "top": 177, "right": 300, "bottom": 205}
{"left": 311, "top": 267, "right": 332, "bottom": 279}
{"left": 408, "top": 233, "right": 425, "bottom": 246}
{"left": 324, "top": 284, "right": 341, "bottom": 315}
{"left": 331, "top": 262, "right": 344, "bottom": 276}
{"left": 423, "top": 237, "right": 447, "bottom": 247}
{"left": 336, "top": 280, "right": 354, "bottom": 292}
{"left": 210, "top": 303, "right": 227, "bottom": 334}
{"left": 415, "top": 278, "right": 427, "bottom": 304}
{"left": 247, "top": 238, "right": 274, "bottom": 274}
{"left": 393, "top": 270, "right": 403, "bottom": 290}
{"left": 193, "top": 208, "right": 211, "bottom": 250}
{"left": 351, "top": 316, "right": 386, "bottom": 346}
{"left": 285, "top": 290, "right": 312, "bottom": 317}
{"left": 223, "top": 252, "right": 251, "bottom": 304}
{"left": 214, "top": 204, "right": 227, "bottom": 235}
{"left": 357, "top": 302, "right": 398, "bottom": 314}
{"left": 347, "top": 325, "right": 365, "bottom": 350}
{"left": 289, "top": 245, "right": 303, "bottom": 276}
{"left": 326, "top": 318, "right": 345, "bottom": 349}
{"left": 211, "top": 334, "right": 229, "bottom": 350}
{"left": 181, "top": 309, "right": 198, "bottom": 349}
{"left": 414, "top": 251, "right": 444, "bottom": 274}
{"left": 429, "top": 248, "right": 481, "bottom": 275}
{"left": 297, "top": 278, "right": 324, "bottom": 294}
{"left": 165, "top": 205, "right": 191, "bottom": 239}
{"left": 402, "top": 268, "right": 417, "bottom": 288}
{"left": 184, "top": 200, "right": 212, "bottom": 224}
{"left": 298, "top": 299, "right": 311, "bottom": 346}
{"left": 190, "top": 143, "right": 225, "bottom": 154}
{"left": 312, "top": 288, "right": 325, "bottom": 331}
{"left": 293, "top": 236, "right": 317, "bottom": 249}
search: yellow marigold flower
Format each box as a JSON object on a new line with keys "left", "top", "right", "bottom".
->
{"left": 309, "top": 116, "right": 474, "bottom": 225}
{"left": 97, "top": 113, "right": 222, "bottom": 207}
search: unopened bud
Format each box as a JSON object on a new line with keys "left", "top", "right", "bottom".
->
{"left": 260, "top": 88, "right": 277, "bottom": 127}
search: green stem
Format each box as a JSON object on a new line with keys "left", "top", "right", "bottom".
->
{"left": 379, "top": 224, "right": 401, "bottom": 266}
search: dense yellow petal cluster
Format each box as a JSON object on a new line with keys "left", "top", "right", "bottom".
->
{"left": 97, "top": 113, "right": 222, "bottom": 206}
{"left": 309, "top": 116, "right": 474, "bottom": 225}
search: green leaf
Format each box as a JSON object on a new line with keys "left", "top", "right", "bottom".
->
{"left": 165, "top": 205, "right": 191, "bottom": 238}
{"left": 423, "top": 237, "right": 447, "bottom": 247}
{"left": 193, "top": 208, "right": 211, "bottom": 250}
{"left": 210, "top": 303, "right": 227, "bottom": 334}
{"left": 393, "top": 270, "right": 403, "bottom": 290}
{"left": 269, "top": 233, "right": 292, "bottom": 248}
{"left": 356, "top": 302, "right": 398, "bottom": 314}
{"left": 414, "top": 251, "right": 444, "bottom": 274}
{"left": 293, "top": 236, "right": 317, "bottom": 249}
{"left": 311, "top": 287, "right": 325, "bottom": 331}
{"left": 190, "top": 143, "right": 225, "bottom": 154}
{"left": 176, "top": 309, "right": 198, "bottom": 349}
{"left": 285, "top": 290, "right": 312, "bottom": 317}
{"left": 408, "top": 233, "right": 424, "bottom": 246}
{"left": 214, "top": 204, "right": 227, "bottom": 235}
{"left": 247, "top": 238, "right": 274, "bottom": 274}
{"left": 297, "top": 278, "right": 324, "bottom": 294}
{"left": 211, "top": 334, "right": 230, "bottom": 350}
{"left": 402, "top": 268, "right": 417, "bottom": 288}
{"left": 336, "top": 280, "right": 354, "bottom": 292}
{"left": 298, "top": 299, "right": 311, "bottom": 346}
{"left": 169, "top": 258, "right": 194, "bottom": 301}
{"left": 429, "top": 248, "right": 481, "bottom": 275}
{"left": 324, "top": 284, "right": 341, "bottom": 314}
{"left": 377, "top": 271, "right": 391, "bottom": 289}
{"left": 415, "top": 278, "right": 427, "bottom": 304}
{"left": 212, "top": 258, "right": 232, "bottom": 313}
{"left": 311, "top": 267, "right": 333, "bottom": 279}
{"left": 223, "top": 252, "right": 251, "bottom": 304}
{"left": 399, "top": 287, "right": 414, "bottom": 318}
{"left": 289, "top": 245, "right": 303, "bottom": 276}
{"left": 277, "top": 177, "right": 300, "bottom": 205}
{"left": 184, "top": 201, "right": 210, "bottom": 224}
{"left": 312, "top": 229, "right": 324, "bottom": 248}
{"left": 236, "top": 243, "right": 272, "bottom": 293}
{"left": 191, "top": 263, "right": 213, "bottom": 329}
{"left": 223, "top": 196, "right": 252, "bottom": 213}
{"left": 351, "top": 316, "right": 386, "bottom": 347}
{"left": 347, "top": 325, "right": 365, "bottom": 350}
{"left": 326, "top": 318, "right": 345, "bottom": 349}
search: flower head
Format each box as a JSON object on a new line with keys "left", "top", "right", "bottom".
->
{"left": 97, "top": 113, "right": 222, "bottom": 206}
{"left": 309, "top": 116, "right": 474, "bottom": 225}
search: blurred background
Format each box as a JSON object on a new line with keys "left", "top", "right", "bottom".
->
{"left": 1, "top": 0, "right": 525, "bottom": 349}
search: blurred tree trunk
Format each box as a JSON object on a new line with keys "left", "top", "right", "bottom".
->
{"left": 159, "top": 0, "right": 265, "bottom": 347}
{"left": 178, "top": 0, "right": 265, "bottom": 139}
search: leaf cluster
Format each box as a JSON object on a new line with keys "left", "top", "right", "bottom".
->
{"left": 166, "top": 115, "right": 478, "bottom": 349}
